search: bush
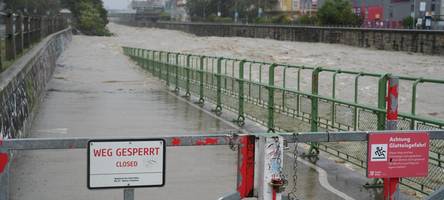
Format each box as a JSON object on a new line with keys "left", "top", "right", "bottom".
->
{"left": 255, "top": 17, "right": 273, "bottom": 24}
{"left": 77, "top": 1, "right": 111, "bottom": 36}
{"left": 402, "top": 16, "right": 414, "bottom": 29}
{"left": 317, "top": 0, "right": 362, "bottom": 26}
{"left": 208, "top": 14, "right": 233, "bottom": 23}
{"left": 298, "top": 15, "right": 318, "bottom": 25}
{"left": 271, "top": 14, "right": 293, "bottom": 24}
{"left": 160, "top": 12, "right": 171, "bottom": 21}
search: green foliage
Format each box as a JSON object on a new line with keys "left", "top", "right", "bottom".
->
{"left": 208, "top": 14, "right": 233, "bottom": 23}
{"left": 271, "top": 14, "right": 293, "bottom": 24}
{"left": 76, "top": 1, "right": 110, "bottom": 36}
{"left": 160, "top": 12, "right": 171, "bottom": 21}
{"left": 5, "top": 0, "right": 111, "bottom": 36}
{"left": 298, "top": 15, "right": 318, "bottom": 25}
{"left": 317, "top": 0, "right": 362, "bottom": 26}
{"left": 402, "top": 16, "right": 414, "bottom": 29}
{"left": 255, "top": 17, "right": 273, "bottom": 24}
{"left": 62, "top": 0, "right": 111, "bottom": 36}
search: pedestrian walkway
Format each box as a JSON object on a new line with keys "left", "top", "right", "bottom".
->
{"left": 9, "top": 34, "right": 404, "bottom": 200}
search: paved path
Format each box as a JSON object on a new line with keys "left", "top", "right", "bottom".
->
{"left": 10, "top": 35, "right": 236, "bottom": 200}
{"left": 8, "top": 34, "right": 408, "bottom": 200}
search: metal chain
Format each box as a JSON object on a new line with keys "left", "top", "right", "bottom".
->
{"left": 228, "top": 133, "right": 238, "bottom": 151}
{"left": 289, "top": 133, "right": 299, "bottom": 200}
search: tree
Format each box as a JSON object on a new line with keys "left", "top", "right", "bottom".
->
{"left": 76, "top": 1, "right": 107, "bottom": 35}
{"left": 4, "top": 0, "right": 110, "bottom": 36}
{"left": 61, "top": 0, "right": 110, "bottom": 36}
{"left": 317, "top": 0, "right": 361, "bottom": 26}
{"left": 298, "top": 15, "right": 318, "bottom": 25}
{"left": 402, "top": 16, "right": 414, "bottom": 29}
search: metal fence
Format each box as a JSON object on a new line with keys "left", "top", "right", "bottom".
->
{"left": 0, "top": 11, "right": 68, "bottom": 72}
{"left": 122, "top": 46, "right": 444, "bottom": 194}
{"left": 1, "top": 130, "right": 444, "bottom": 200}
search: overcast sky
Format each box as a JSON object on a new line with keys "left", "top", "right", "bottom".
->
{"left": 103, "top": 0, "right": 131, "bottom": 10}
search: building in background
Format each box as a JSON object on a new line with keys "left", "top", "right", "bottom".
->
{"left": 350, "top": 0, "right": 443, "bottom": 28}
{"left": 129, "top": 0, "right": 165, "bottom": 22}
{"left": 165, "top": 0, "right": 188, "bottom": 21}
{"left": 130, "top": 0, "right": 164, "bottom": 11}
{"left": 266, "top": 0, "right": 318, "bottom": 17}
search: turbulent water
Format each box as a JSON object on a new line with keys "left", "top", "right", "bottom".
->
{"left": 108, "top": 22, "right": 444, "bottom": 120}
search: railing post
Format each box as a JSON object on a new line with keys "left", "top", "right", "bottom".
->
{"left": 158, "top": 51, "right": 162, "bottom": 79}
{"left": 331, "top": 70, "right": 341, "bottom": 126}
{"left": 5, "top": 11, "right": 16, "bottom": 60}
{"left": 38, "top": 16, "right": 43, "bottom": 40}
{"left": 50, "top": 16, "right": 55, "bottom": 34}
{"left": 138, "top": 48, "right": 142, "bottom": 63}
{"left": 383, "top": 76, "right": 400, "bottom": 200}
{"left": 306, "top": 67, "right": 322, "bottom": 160}
{"left": 282, "top": 67, "right": 287, "bottom": 111}
{"left": 198, "top": 56, "right": 205, "bottom": 103}
{"left": 311, "top": 67, "right": 322, "bottom": 132}
{"left": 16, "top": 12, "right": 24, "bottom": 55}
{"left": 166, "top": 53, "right": 170, "bottom": 87}
{"left": 215, "top": 58, "right": 223, "bottom": 114}
{"left": 175, "top": 54, "right": 180, "bottom": 92}
{"left": 147, "top": 50, "right": 152, "bottom": 72}
{"left": 267, "top": 64, "right": 277, "bottom": 132}
{"left": 143, "top": 49, "right": 148, "bottom": 69}
{"left": 185, "top": 55, "right": 191, "bottom": 97}
{"left": 40, "top": 16, "right": 45, "bottom": 38}
{"left": 410, "top": 78, "right": 422, "bottom": 129}
{"left": 377, "top": 74, "right": 389, "bottom": 130}
{"left": 23, "top": 14, "right": 30, "bottom": 49}
{"left": 150, "top": 51, "right": 155, "bottom": 73}
{"left": 296, "top": 68, "right": 301, "bottom": 116}
{"left": 0, "top": 149, "right": 10, "bottom": 200}
{"left": 237, "top": 135, "right": 255, "bottom": 198}
{"left": 354, "top": 73, "right": 363, "bottom": 130}
{"left": 236, "top": 60, "right": 245, "bottom": 125}
{"left": 151, "top": 50, "right": 155, "bottom": 73}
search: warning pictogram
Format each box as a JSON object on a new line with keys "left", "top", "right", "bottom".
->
{"left": 370, "top": 144, "right": 387, "bottom": 162}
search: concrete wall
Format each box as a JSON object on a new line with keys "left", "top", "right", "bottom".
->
{"left": 0, "top": 28, "right": 72, "bottom": 140}
{"left": 119, "top": 20, "right": 444, "bottom": 55}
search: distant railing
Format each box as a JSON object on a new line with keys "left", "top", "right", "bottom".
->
{"left": 0, "top": 11, "right": 69, "bottom": 72}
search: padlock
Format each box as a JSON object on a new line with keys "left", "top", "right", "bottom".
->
{"left": 269, "top": 177, "right": 286, "bottom": 193}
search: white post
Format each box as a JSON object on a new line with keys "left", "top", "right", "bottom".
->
{"left": 124, "top": 188, "right": 134, "bottom": 200}
{"left": 257, "top": 135, "right": 285, "bottom": 200}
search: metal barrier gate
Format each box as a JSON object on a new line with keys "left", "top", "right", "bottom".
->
{"left": 1, "top": 130, "right": 444, "bottom": 200}
{"left": 0, "top": 131, "right": 444, "bottom": 200}
{"left": 122, "top": 46, "right": 444, "bottom": 194}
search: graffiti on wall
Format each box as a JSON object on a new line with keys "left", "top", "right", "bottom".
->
{"left": 0, "top": 31, "right": 71, "bottom": 140}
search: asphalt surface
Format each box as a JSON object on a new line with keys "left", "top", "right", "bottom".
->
{"left": 9, "top": 35, "right": 411, "bottom": 200}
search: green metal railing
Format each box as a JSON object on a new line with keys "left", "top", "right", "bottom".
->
{"left": 123, "top": 46, "right": 444, "bottom": 194}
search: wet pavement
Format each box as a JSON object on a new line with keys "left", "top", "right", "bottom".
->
{"left": 10, "top": 36, "right": 236, "bottom": 200}
{"left": 9, "top": 35, "right": 412, "bottom": 200}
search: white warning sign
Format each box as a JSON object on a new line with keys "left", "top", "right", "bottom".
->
{"left": 87, "top": 139, "right": 165, "bottom": 189}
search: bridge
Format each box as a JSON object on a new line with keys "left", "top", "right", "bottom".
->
{"left": 0, "top": 18, "right": 444, "bottom": 200}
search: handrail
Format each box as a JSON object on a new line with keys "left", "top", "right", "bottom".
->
{"left": 123, "top": 46, "right": 444, "bottom": 194}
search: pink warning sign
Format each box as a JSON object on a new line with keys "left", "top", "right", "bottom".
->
{"left": 367, "top": 132, "right": 429, "bottom": 178}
